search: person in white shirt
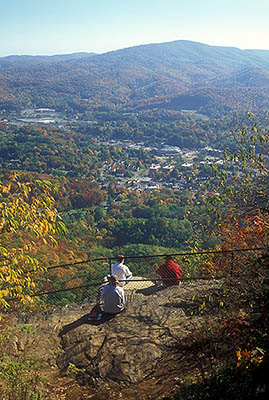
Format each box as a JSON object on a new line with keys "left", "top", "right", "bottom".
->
{"left": 102, "top": 275, "right": 126, "bottom": 314}
{"left": 111, "top": 254, "right": 133, "bottom": 287}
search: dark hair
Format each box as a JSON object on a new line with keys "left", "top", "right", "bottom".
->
{"left": 117, "top": 254, "right": 125, "bottom": 262}
{"left": 109, "top": 275, "right": 119, "bottom": 285}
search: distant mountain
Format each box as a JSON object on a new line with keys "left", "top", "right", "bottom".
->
{"left": 0, "top": 52, "right": 97, "bottom": 66}
{"left": 0, "top": 40, "right": 269, "bottom": 115}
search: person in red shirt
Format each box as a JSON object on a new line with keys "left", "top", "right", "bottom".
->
{"left": 156, "top": 256, "right": 183, "bottom": 286}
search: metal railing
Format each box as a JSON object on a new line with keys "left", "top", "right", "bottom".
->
{"left": 26, "top": 246, "right": 267, "bottom": 306}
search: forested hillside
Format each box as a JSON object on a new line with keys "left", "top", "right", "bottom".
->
{"left": 1, "top": 40, "right": 269, "bottom": 115}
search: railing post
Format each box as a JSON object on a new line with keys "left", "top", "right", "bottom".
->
{"left": 109, "top": 258, "right": 112, "bottom": 276}
{"left": 230, "top": 251, "right": 234, "bottom": 282}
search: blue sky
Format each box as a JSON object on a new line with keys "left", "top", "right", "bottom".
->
{"left": 1, "top": 0, "right": 269, "bottom": 56}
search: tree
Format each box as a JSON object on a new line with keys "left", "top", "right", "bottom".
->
{"left": 201, "top": 114, "right": 268, "bottom": 372}
{"left": 0, "top": 172, "right": 66, "bottom": 312}
{"left": 207, "top": 112, "right": 268, "bottom": 221}
{"left": 199, "top": 113, "right": 268, "bottom": 282}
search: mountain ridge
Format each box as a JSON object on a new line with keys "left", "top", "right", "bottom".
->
{"left": 0, "top": 40, "right": 269, "bottom": 114}
{"left": 2, "top": 39, "right": 269, "bottom": 60}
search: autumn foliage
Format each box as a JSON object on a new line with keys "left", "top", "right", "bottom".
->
{"left": 0, "top": 173, "right": 66, "bottom": 312}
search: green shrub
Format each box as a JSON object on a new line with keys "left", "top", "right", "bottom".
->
{"left": 0, "top": 354, "right": 49, "bottom": 400}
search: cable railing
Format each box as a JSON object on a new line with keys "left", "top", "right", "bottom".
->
{"left": 26, "top": 246, "right": 267, "bottom": 306}
{"left": 28, "top": 246, "right": 268, "bottom": 273}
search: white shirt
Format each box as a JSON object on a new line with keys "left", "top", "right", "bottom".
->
{"left": 111, "top": 262, "right": 132, "bottom": 286}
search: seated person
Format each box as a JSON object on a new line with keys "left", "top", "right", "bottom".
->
{"left": 111, "top": 254, "right": 133, "bottom": 287}
{"left": 102, "top": 275, "right": 126, "bottom": 314}
{"left": 156, "top": 256, "right": 183, "bottom": 286}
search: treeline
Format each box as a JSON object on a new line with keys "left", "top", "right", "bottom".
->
{"left": 60, "top": 187, "right": 213, "bottom": 249}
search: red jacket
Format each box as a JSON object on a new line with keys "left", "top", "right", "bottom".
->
{"left": 156, "top": 259, "right": 183, "bottom": 286}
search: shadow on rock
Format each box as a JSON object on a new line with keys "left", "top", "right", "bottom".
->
{"left": 135, "top": 284, "right": 168, "bottom": 296}
{"left": 58, "top": 304, "right": 119, "bottom": 337}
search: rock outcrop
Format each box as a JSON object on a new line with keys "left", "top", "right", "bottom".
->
{"left": 56, "top": 279, "right": 221, "bottom": 386}
{"left": 6, "top": 279, "right": 222, "bottom": 398}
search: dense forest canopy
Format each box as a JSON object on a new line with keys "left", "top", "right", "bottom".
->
{"left": 1, "top": 40, "right": 269, "bottom": 115}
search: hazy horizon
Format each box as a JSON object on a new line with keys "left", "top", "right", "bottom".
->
{"left": 2, "top": 38, "right": 269, "bottom": 59}
{"left": 1, "top": 0, "right": 269, "bottom": 57}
